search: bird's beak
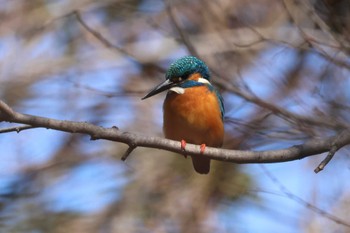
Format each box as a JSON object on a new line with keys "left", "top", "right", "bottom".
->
{"left": 142, "top": 79, "right": 176, "bottom": 100}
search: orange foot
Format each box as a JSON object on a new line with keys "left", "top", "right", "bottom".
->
{"left": 200, "top": 144, "right": 206, "bottom": 154}
{"left": 181, "top": 140, "right": 187, "bottom": 158}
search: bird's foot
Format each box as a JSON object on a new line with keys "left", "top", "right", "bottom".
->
{"left": 181, "top": 140, "right": 187, "bottom": 158}
{"left": 200, "top": 144, "right": 206, "bottom": 154}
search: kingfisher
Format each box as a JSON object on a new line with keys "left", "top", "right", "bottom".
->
{"left": 142, "top": 56, "right": 224, "bottom": 174}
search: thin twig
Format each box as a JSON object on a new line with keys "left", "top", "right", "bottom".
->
{"left": 261, "top": 165, "right": 350, "bottom": 228}
{"left": 74, "top": 10, "right": 165, "bottom": 74}
{"left": 75, "top": 11, "right": 120, "bottom": 50}
{"left": 166, "top": 2, "right": 199, "bottom": 57}
{"left": 75, "top": 10, "right": 139, "bottom": 62}
{"left": 314, "top": 146, "right": 337, "bottom": 173}
{"left": 213, "top": 78, "right": 348, "bottom": 129}
{"left": 76, "top": 8, "right": 348, "bottom": 130}
{"left": 0, "top": 125, "right": 38, "bottom": 133}
{"left": 0, "top": 100, "right": 15, "bottom": 118}
{"left": 121, "top": 145, "right": 136, "bottom": 161}
{"left": 281, "top": 0, "right": 350, "bottom": 70}
{"left": 314, "top": 131, "right": 350, "bottom": 173}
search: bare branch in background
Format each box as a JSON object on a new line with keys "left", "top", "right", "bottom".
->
{"left": 260, "top": 165, "right": 350, "bottom": 228}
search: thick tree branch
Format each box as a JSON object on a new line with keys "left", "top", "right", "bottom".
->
{"left": 0, "top": 100, "right": 349, "bottom": 170}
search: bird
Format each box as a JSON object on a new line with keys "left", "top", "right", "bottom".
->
{"left": 142, "top": 56, "right": 224, "bottom": 174}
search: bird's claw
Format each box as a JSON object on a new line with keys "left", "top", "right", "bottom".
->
{"left": 181, "top": 140, "right": 187, "bottom": 158}
{"left": 200, "top": 144, "right": 206, "bottom": 154}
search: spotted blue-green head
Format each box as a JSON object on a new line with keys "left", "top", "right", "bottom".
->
{"left": 166, "top": 56, "right": 210, "bottom": 81}
{"left": 142, "top": 56, "right": 210, "bottom": 99}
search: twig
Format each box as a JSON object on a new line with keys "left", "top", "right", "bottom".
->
{"left": 0, "top": 125, "right": 38, "bottom": 133}
{"left": 281, "top": 0, "right": 350, "bottom": 70}
{"left": 74, "top": 10, "right": 138, "bottom": 61}
{"left": 166, "top": 2, "right": 199, "bottom": 57}
{"left": 314, "top": 131, "right": 350, "bottom": 173}
{"left": 121, "top": 145, "right": 136, "bottom": 161}
{"left": 261, "top": 165, "right": 350, "bottom": 228}
{"left": 75, "top": 9, "right": 348, "bottom": 130}
{"left": 213, "top": 78, "right": 348, "bottom": 129}
{"left": 75, "top": 11, "right": 119, "bottom": 50}
{"left": 314, "top": 146, "right": 337, "bottom": 173}
{"left": 74, "top": 10, "right": 165, "bottom": 74}
{"left": 0, "top": 100, "right": 15, "bottom": 119}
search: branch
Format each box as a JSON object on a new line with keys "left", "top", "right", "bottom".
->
{"left": 166, "top": 2, "right": 199, "bottom": 57}
{"left": 314, "top": 130, "right": 350, "bottom": 173}
{"left": 74, "top": 10, "right": 165, "bottom": 74}
{"left": 0, "top": 125, "right": 38, "bottom": 133}
{"left": 0, "top": 100, "right": 349, "bottom": 169}
{"left": 74, "top": 8, "right": 348, "bottom": 131}
{"left": 165, "top": 5, "right": 339, "bottom": 130}
{"left": 213, "top": 78, "right": 348, "bottom": 129}
{"left": 281, "top": 0, "right": 350, "bottom": 70}
{"left": 260, "top": 165, "right": 350, "bottom": 228}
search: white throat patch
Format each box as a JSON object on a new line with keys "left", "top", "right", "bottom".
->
{"left": 169, "top": 87, "right": 185, "bottom": 94}
{"left": 198, "top": 77, "right": 211, "bottom": 84}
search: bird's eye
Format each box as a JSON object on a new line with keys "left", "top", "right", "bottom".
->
{"left": 172, "top": 77, "right": 183, "bottom": 83}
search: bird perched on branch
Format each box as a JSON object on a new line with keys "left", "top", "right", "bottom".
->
{"left": 142, "top": 56, "right": 224, "bottom": 174}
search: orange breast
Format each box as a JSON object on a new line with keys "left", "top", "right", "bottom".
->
{"left": 163, "top": 85, "right": 224, "bottom": 147}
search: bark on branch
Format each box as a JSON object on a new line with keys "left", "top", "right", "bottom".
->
{"left": 1, "top": 100, "right": 349, "bottom": 172}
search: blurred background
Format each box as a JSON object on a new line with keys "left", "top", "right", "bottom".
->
{"left": 0, "top": 0, "right": 349, "bottom": 232}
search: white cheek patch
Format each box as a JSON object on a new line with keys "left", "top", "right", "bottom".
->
{"left": 198, "top": 77, "right": 211, "bottom": 85}
{"left": 169, "top": 87, "right": 185, "bottom": 94}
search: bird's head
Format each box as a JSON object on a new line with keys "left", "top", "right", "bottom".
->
{"left": 142, "top": 56, "right": 210, "bottom": 100}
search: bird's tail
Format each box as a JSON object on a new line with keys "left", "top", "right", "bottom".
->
{"left": 191, "top": 157, "right": 210, "bottom": 174}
